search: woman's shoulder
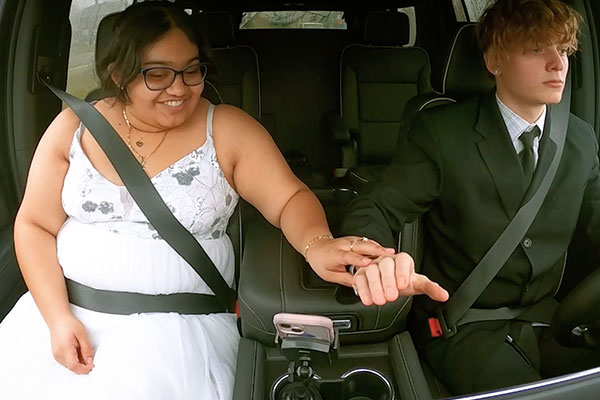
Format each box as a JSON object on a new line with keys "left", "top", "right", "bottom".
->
{"left": 41, "top": 107, "right": 82, "bottom": 153}
{"left": 92, "top": 97, "right": 121, "bottom": 117}
{"left": 211, "top": 103, "right": 267, "bottom": 141}
{"left": 212, "top": 103, "right": 251, "bottom": 122}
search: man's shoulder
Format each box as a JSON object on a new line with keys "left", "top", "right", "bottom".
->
{"left": 567, "top": 112, "right": 596, "bottom": 142}
{"left": 568, "top": 112, "right": 593, "bottom": 129}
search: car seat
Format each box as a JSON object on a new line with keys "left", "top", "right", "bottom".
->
{"left": 333, "top": 10, "right": 433, "bottom": 187}
{"left": 192, "top": 11, "right": 261, "bottom": 120}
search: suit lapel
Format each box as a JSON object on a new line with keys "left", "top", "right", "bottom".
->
{"left": 522, "top": 110, "right": 557, "bottom": 204}
{"left": 475, "top": 93, "right": 525, "bottom": 217}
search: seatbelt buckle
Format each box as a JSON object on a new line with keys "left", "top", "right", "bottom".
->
{"left": 427, "top": 317, "right": 443, "bottom": 337}
{"left": 234, "top": 300, "right": 240, "bottom": 318}
{"left": 428, "top": 309, "right": 457, "bottom": 339}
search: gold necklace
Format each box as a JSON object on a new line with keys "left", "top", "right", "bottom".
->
{"left": 122, "top": 108, "right": 168, "bottom": 170}
{"left": 122, "top": 108, "right": 148, "bottom": 147}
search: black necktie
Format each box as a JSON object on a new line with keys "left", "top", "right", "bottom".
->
{"left": 519, "top": 126, "right": 541, "bottom": 188}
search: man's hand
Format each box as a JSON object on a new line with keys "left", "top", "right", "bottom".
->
{"left": 353, "top": 253, "right": 449, "bottom": 306}
{"left": 306, "top": 236, "right": 395, "bottom": 287}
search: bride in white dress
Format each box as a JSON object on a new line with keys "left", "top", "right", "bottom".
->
{"left": 0, "top": 2, "right": 405, "bottom": 399}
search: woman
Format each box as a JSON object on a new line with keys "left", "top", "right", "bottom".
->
{"left": 0, "top": 3, "right": 440, "bottom": 398}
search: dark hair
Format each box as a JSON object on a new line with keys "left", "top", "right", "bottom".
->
{"left": 98, "top": 1, "right": 211, "bottom": 103}
{"left": 476, "top": 0, "right": 582, "bottom": 58}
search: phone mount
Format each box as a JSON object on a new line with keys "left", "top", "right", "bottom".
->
{"left": 272, "top": 328, "right": 395, "bottom": 400}
{"left": 272, "top": 327, "right": 341, "bottom": 400}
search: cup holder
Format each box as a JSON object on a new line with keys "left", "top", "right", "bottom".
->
{"left": 271, "top": 368, "right": 394, "bottom": 400}
{"left": 271, "top": 374, "right": 322, "bottom": 400}
{"left": 339, "top": 368, "right": 394, "bottom": 400}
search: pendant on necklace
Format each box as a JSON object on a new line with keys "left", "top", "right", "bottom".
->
{"left": 135, "top": 140, "right": 144, "bottom": 147}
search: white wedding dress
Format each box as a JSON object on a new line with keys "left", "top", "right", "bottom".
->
{"left": 0, "top": 104, "right": 240, "bottom": 399}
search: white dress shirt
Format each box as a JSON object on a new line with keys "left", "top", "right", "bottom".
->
{"left": 496, "top": 94, "right": 546, "bottom": 167}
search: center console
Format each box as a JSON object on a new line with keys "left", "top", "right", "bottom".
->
{"left": 233, "top": 203, "right": 435, "bottom": 400}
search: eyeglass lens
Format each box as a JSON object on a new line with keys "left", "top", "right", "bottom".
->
{"left": 143, "top": 64, "right": 207, "bottom": 90}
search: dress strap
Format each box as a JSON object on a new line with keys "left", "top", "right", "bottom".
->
{"left": 206, "top": 103, "right": 215, "bottom": 139}
{"left": 68, "top": 121, "right": 86, "bottom": 159}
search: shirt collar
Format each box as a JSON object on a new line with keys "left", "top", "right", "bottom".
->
{"left": 496, "top": 94, "right": 546, "bottom": 143}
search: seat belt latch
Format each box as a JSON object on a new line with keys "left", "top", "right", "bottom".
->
{"left": 428, "top": 308, "right": 457, "bottom": 338}
{"left": 428, "top": 317, "right": 443, "bottom": 337}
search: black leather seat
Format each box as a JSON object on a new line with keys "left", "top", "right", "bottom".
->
{"left": 0, "top": 227, "right": 25, "bottom": 322}
{"left": 401, "top": 23, "right": 494, "bottom": 133}
{"left": 334, "top": 11, "right": 433, "bottom": 187}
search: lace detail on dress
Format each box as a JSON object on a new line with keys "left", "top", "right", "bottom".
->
{"left": 61, "top": 103, "right": 238, "bottom": 240}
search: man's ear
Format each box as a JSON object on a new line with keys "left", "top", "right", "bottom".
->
{"left": 483, "top": 49, "right": 500, "bottom": 77}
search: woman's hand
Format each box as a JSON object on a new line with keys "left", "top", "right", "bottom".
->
{"left": 353, "top": 253, "right": 449, "bottom": 306}
{"left": 306, "top": 236, "right": 395, "bottom": 287}
{"left": 48, "top": 313, "right": 95, "bottom": 374}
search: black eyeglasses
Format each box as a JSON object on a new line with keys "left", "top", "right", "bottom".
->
{"left": 140, "top": 64, "right": 208, "bottom": 91}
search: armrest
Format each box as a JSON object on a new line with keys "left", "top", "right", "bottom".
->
{"left": 326, "top": 113, "right": 351, "bottom": 143}
{"left": 326, "top": 113, "right": 357, "bottom": 171}
{"left": 237, "top": 214, "right": 412, "bottom": 347}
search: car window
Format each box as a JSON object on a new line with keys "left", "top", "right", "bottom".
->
{"left": 462, "top": 0, "right": 492, "bottom": 21}
{"left": 240, "top": 11, "right": 347, "bottom": 30}
{"left": 240, "top": 7, "right": 417, "bottom": 46}
{"left": 67, "top": 0, "right": 134, "bottom": 99}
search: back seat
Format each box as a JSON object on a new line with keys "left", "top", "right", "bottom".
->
{"left": 239, "top": 25, "right": 350, "bottom": 189}
{"left": 334, "top": 11, "right": 433, "bottom": 187}
{"left": 193, "top": 11, "right": 261, "bottom": 121}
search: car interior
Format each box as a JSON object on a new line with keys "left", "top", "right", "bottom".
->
{"left": 1, "top": 0, "right": 600, "bottom": 399}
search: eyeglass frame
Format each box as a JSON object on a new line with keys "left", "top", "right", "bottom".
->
{"left": 139, "top": 63, "right": 209, "bottom": 91}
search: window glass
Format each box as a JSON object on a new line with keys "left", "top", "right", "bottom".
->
{"left": 240, "top": 11, "right": 347, "bottom": 30}
{"left": 463, "top": 0, "right": 493, "bottom": 21}
{"left": 451, "top": 0, "right": 468, "bottom": 22}
{"left": 67, "top": 0, "right": 133, "bottom": 99}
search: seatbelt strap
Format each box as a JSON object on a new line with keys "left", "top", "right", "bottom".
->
{"left": 430, "top": 79, "right": 571, "bottom": 338}
{"left": 42, "top": 80, "right": 236, "bottom": 313}
{"left": 455, "top": 296, "right": 557, "bottom": 328}
{"left": 65, "top": 278, "right": 228, "bottom": 315}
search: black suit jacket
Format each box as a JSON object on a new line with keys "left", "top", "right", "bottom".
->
{"left": 341, "top": 91, "right": 600, "bottom": 317}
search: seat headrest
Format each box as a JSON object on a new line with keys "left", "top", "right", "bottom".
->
{"left": 442, "top": 24, "right": 495, "bottom": 98}
{"left": 363, "top": 11, "right": 409, "bottom": 46}
{"left": 95, "top": 12, "right": 121, "bottom": 76}
{"left": 194, "top": 11, "right": 236, "bottom": 48}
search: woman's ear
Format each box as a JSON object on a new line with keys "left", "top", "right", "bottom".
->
{"left": 110, "top": 64, "right": 122, "bottom": 88}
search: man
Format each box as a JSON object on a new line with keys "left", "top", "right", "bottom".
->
{"left": 341, "top": 0, "right": 600, "bottom": 395}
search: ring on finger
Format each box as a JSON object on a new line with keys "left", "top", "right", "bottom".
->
{"left": 349, "top": 236, "right": 369, "bottom": 252}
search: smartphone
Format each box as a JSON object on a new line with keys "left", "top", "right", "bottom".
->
{"left": 273, "top": 312, "right": 335, "bottom": 344}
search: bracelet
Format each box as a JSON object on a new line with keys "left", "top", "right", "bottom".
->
{"left": 303, "top": 234, "right": 333, "bottom": 261}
